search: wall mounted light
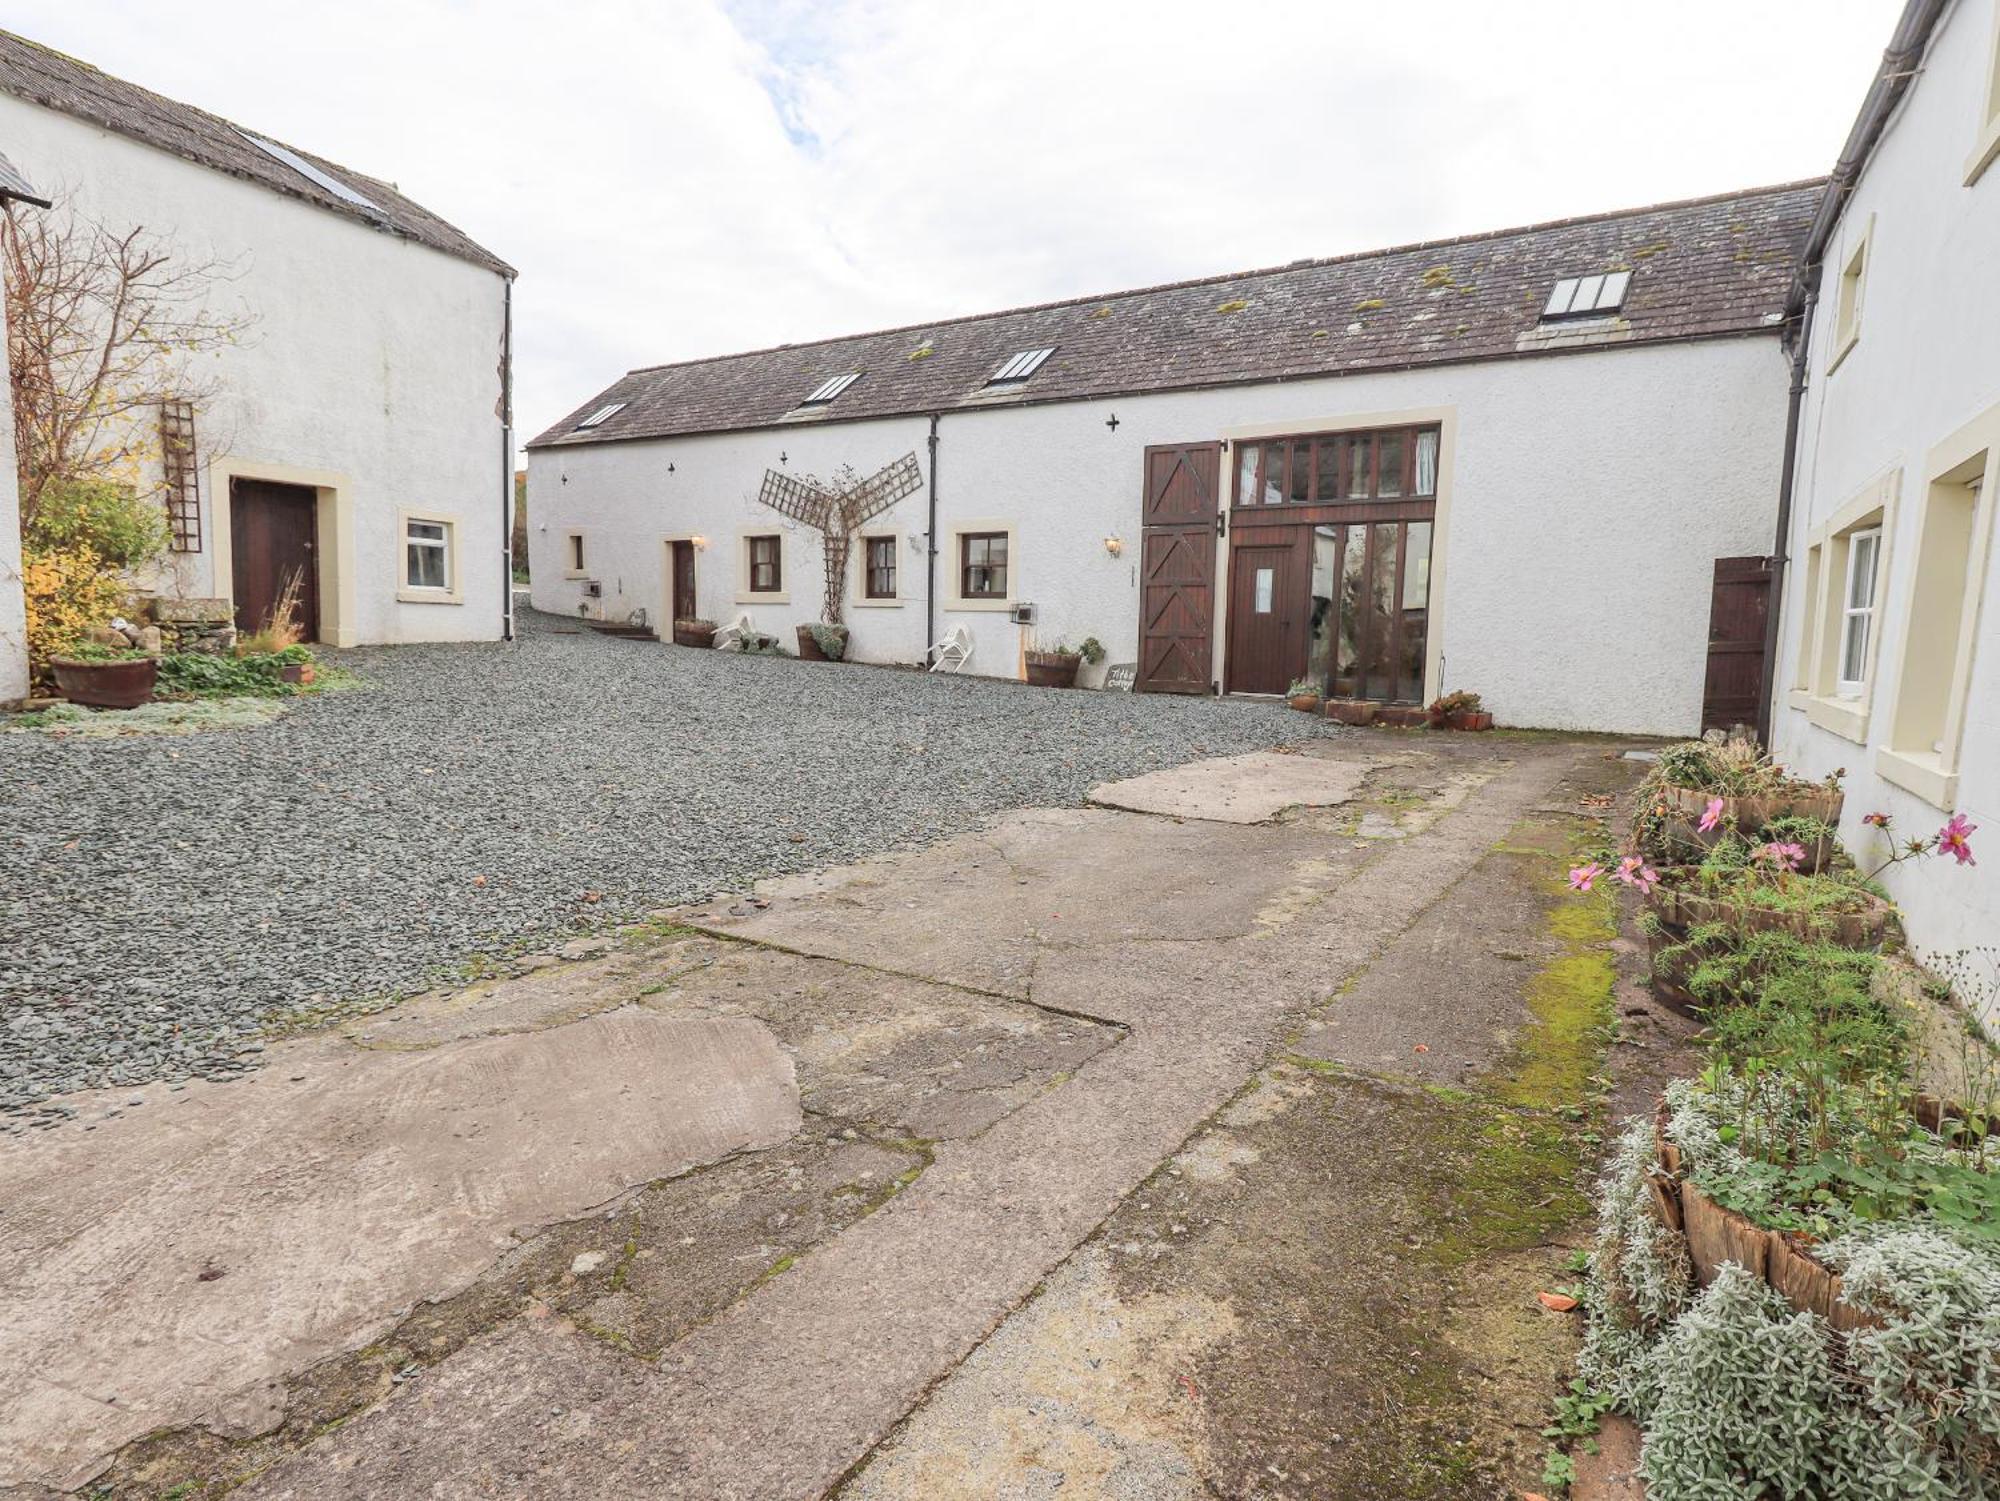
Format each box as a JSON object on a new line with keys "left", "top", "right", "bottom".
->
{"left": 691, "top": 535, "right": 708, "bottom": 550}
{"left": 1104, "top": 535, "right": 1124, "bottom": 557}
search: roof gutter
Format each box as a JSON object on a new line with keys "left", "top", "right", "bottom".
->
{"left": 1761, "top": 0, "right": 1944, "bottom": 744}
{"left": 925, "top": 414, "right": 940, "bottom": 664}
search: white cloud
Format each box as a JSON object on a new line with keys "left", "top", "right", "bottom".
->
{"left": 10, "top": 0, "right": 1899, "bottom": 443}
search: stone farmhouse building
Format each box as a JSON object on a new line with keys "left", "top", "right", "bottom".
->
{"left": 530, "top": 183, "right": 1817, "bottom": 736}
{"left": 0, "top": 30, "right": 513, "bottom": 700}
{"left": 1770, "top": 0, "right": 2000, "bottom": 971}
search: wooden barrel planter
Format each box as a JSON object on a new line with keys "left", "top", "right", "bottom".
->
{"left": 1660, "top": 784, "right": 1844, "bottom": 865}
{"left": 673, "top": 619, "right": 716, "bottom": 648}
{"left": 795, "top": 625, "right": 827, "bottom": 661}
{"left": 1645, "top": 885, "right": 1895, "bottom": 950}
{"left": 52, "top": 656, "right": 158, "bottom": 709}
{"left": 1647, "top": 1095, "right": 1995, "bottom": 1331}
{"left": 1024, "top": 650, "right": 1081, "bottom": 688}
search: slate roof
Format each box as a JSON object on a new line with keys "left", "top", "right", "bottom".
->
{"left": 0, "top": 146, "right": 48, "bottom": 205}
{"left": 0, "top": 31, "right": 509, "bottom": 276}
{"left": 533, "top": 180, "right": 1820, "bottom": 450}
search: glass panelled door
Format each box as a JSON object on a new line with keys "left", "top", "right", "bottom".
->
{"left": 1308, "top": 519, "right": 1432, "bottom": 704}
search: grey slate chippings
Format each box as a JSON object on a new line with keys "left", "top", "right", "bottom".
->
{"left": 0, "top": 611, "right": 1334, "bottom": 1121}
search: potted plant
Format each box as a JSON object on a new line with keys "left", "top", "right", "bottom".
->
{"left": 1287, "top": 677, "right": 1323, "bottom": 713}
{"left": 1426, "top": 689, "right": 1489, "bottom": 730}
{"left": 1025, "top": 641, "right": 1083, "bottom": 688}
{"left": 50, "top": 643, "right": 158, "bottom": 709}
{"left": 797, "top": 622, "right": 849, "bottom": 661}
{"left": 674, "top": 617, "right": 717, "bottom": 648}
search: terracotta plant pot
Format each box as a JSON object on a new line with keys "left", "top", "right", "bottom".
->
{"left": 1323, "top": 698, "right": 1378, "bottom": 726}
{"left": 1288, "top": 692, "right": 1323, "bottom": 713}
{"left": 673, "top": 620, "right": 716, "bottom": 648}
{"left": 51, "top": 656, "right": 158, "bottom": 710}
{"left": 1024, "top": 652, "right": 1081, "bottom": 688}
{"left": 279, "top": 663, "right": 307, "bottom": 685}
{"left": 1454, "top": 710, "right": 1494, "bottom": 731}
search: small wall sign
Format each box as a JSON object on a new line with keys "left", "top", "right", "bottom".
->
{"left": 1103, "top": 663, "right": 1137, "bottom": 692}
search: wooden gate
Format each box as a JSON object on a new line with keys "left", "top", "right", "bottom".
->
{"left": 1137, "top": 443, "right": 1219, "bottom": 694}
{"left": 1701, "top": 555, "right": 1771, "bottom": 734}
{"left": 230, "top": 478, "right": 321, "bottom": 642}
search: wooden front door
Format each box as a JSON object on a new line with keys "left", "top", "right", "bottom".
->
{"left": 1136, "top": 443, "right": 1220, "bottom": 693}
{"left": 669, "top": 540, "right": 697, "bottom": 622}
{"left": 230, "top": 479, "right": 320, "bottom": 641}
{"left": 1226, "top": 533, "right": 1307, "bottom": 694}
{"left": 1702, "top": 554, "right": 1771, "bottom": 734}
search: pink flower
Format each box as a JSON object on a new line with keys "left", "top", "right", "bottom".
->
{"left": 1862, "top": 812, "right": 1890, "bottom": 828}
{"left": 1759, "top": 841, "right": 1807, "bottom": 871}
{"left": 1615, "top": 856, "right": 1645, "bottom": 886}
{"left": 1698, "top": 797, "right": 1725, "bottom": 834}
{"left": 1938, "top": 814, "right": 1978, "bottom": 866}
{"left": 1635, "top": 865, "right": 1661, "bottom": 894}
{"left": 1568, "top": 862, "right": 1605, "bottom": 893}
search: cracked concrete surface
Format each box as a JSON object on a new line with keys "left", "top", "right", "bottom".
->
{"left": 2, "top": 733, "right": 1689, "bottom": 1500}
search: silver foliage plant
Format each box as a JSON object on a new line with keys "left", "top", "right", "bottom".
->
{"left": 1579, "top": 1114, "right": 2000, "bottom": 1499}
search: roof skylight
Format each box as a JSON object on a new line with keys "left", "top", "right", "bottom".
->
{"left": 237, "top": 131, "right": 384, "bottom": 214}
{"left": 802, "top": 371, "right": 862, "bottom": 405}
{"left": 1543, "top": 271, "right": 1631, "bottom": 321}
{"left": 576, "top": 402, "right": 626, "bottom": 429}
{"left": 988, "top": 347, "right": 1055, "bottom": 384}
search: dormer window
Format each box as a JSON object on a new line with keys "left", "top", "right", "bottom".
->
{"left": 1542, "top": 271, "right": 1631, "bottom": 321}
{"left": 988, "top": 347, "right": 1055, "bottom": 385}
{"left": 576, "top": 402, "right": 626, "bottom": 429}
{"left": 802, "top": 372, "right": 861, "bottom": 405}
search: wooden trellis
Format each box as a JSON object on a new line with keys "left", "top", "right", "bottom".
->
{"left": 158, "top": 399, "right": 202, "bottom": 552}
{"left": 757, "top": 452, "right": 922, "bottom": 623}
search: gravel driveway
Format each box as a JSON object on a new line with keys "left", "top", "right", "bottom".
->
{"left": 1, "top": 613, "right": 1331, "bottom": 1119}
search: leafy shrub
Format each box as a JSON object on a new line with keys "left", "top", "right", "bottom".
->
{"left": 25, "top": 477, "right": 168, "bottom": 569}
{"left": 154, "top": 651, "right": 316, "bottom": 699}
{"left": 21, "top": 545, "right": 126, "bottom": 667}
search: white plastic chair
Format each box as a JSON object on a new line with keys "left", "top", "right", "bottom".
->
{"left": 712, "top": 613, "right": 754, "bottom": 652}
{"left": 928, "top": 623, "right": 973, "bottom": 673}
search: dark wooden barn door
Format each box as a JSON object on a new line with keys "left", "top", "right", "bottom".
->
{"left": 670, "top": 539, "right": 697, "bottom": 622}
{"left": 1701, "top": 555, "right": 1771, "bottom": 734}
{"left": 230, "top": 478, "right": 320, "bottom": 641}
{"left": 1226, "top": 531, "right": 1308, "bottom": 694}
{"left": 1137, "top": 443, "right": 1220, "bottom": 693}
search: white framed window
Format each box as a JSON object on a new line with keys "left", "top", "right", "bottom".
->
{"left": 1967, "top": 9, "right": 2000, "bottom": 185}
{"left": 944, "top": 520, "right": 1019, "bottom": 610}
{"left": 397, "top": 510, "right": 462, "bottom": 604}
{"left": 852, "top": 529, "right": 905, "bottom": 606}
{"left": 735, "top": 529, "right": 789, "bottom": 603}
{"left": 1542, "top": 270, "right": 1630, "bottom": 320}
{"left": 1834, "top": 526, "right": 1880, "bottom": 697}
{"left": 1827, "top": 217, "right": 1871, "bottom": 372}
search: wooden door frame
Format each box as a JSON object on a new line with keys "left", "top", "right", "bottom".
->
{"left": 207, "top": 456, "right": 356, "bottom": 645}
{"left": 1215, "top": 406, "right": 1456, "bottom": 704}
{"left": 659, "top": 533, "right": 703, "bottom": 641}
{"left": 1222, "top": 526, "right": 1312, "bottom": 694}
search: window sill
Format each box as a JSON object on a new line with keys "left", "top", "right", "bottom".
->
{"left": 1825, "top": 327, "right": 1859, "bottom": 375}
{"left": 398, "top": 588, "right": 464, "bottom": 605}
{"left": 1876, "top": 747, "right": 1958, "bottom": 810}
{"left": 562, "top": 569, "right": 590, "bottom": 581}
{"left": 1966, "top": 116, "right": 2000, "bottom": 187}
{"left": 851, "top": 596, "right": 905, "bottom": 609}
{"left": 945, "top": 598, "right": 1014, "bottom": 613}
{"left": 1802, "top": 693, "right": 1870, "bottom": 744}
{"left": 735, "top": 591, "right": 789, "bottom": 605}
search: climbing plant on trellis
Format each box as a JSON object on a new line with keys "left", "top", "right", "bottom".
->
{"left": 756, "top": 452, "right": 923, "bottom": 624}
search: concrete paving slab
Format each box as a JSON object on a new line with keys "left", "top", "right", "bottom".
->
{"left": 0, "top": 1010, "right": 799, "bottom": 1490}
{"left": 241, "top": 745, "right": 1596, "bottom": 1500}
{"left": 1088, "top": 750, "right": 1371, "bottom": 823}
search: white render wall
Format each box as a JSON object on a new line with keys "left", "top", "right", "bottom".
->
{"left": 1772, "top": 0, "right": 2000, "bottom": 985}
{"left": 0, "top": 95, "right": 509, "bottom": 647}
{"left": 531, "top": 334, "right": 1789, "bottom": 734}
{"left": 0, "top": 291, "right": 24, "bottom": 703}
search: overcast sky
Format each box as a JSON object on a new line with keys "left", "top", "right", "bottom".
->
{"left": 17, "top": 1, "right": 1900, "bottom": 446}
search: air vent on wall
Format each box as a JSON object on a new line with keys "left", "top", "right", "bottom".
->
{"left": 1010, "top": 602, "right": 1036, "bottom": 625}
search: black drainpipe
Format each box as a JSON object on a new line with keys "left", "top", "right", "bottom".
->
{"left": 500, "top": 275, "right": 516, "bottom": 642}
{"left": 1756, "top": 300, "right": 1812, "bottom": 746}
{"left": 1759, "top": 0, "right": 1942, "bottom": 743}
{"left": 925, "top": 413, "right": 940, "bottom": 663}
